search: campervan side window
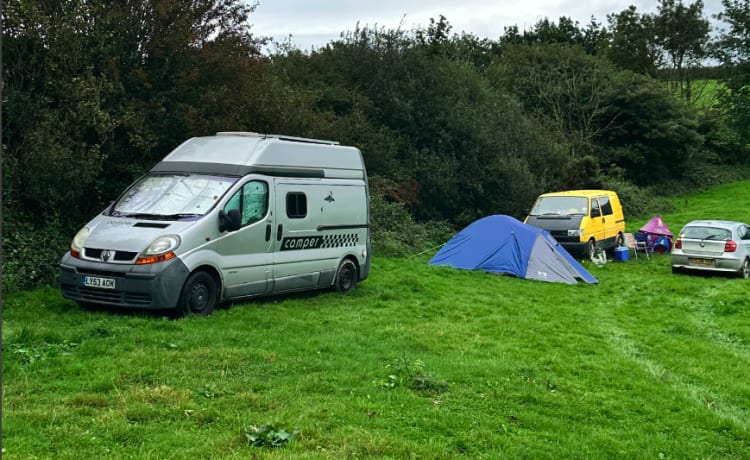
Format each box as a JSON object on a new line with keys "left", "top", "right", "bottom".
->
{"left": 599, "top": 196, "right": 613, "bottom": 216}
{"left": 286, "top": 192, "right": 307, "bottom": 219}
{"left": 224, "top": 180, "right": 269, "bottom": 226}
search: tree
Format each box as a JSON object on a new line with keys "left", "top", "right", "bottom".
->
{"left": 606, "top": 6, "right": 662, "bottom": 76}
{"left": 598, "top": 71, "right": 704, "bottom": 185}
{"left": 654, "top": 0, "right": 712, "bottom": 101}
{"left": 715, "top": 0, "right": 750, "bottom": 150}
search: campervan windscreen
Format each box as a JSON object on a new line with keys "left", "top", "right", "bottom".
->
{"left": 529, "top": 196, "right": 588, "bottom": 216}
{"left": 110, "top": 174, "right": 238, "bottom": 220}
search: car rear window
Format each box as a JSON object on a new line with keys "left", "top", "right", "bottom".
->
{"left": 681, "top": 226, "right": 731, "bottom": 240}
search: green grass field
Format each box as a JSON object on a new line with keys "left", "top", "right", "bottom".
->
{"left": 3, "top": 182, "right": 750, "bottom": 459}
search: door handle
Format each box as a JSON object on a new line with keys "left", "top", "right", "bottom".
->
{"left": 265, "top": 223, "right": 271, "bottom": 241}
{"left": 276, "top": 224, "right": 283, "bottom": 241}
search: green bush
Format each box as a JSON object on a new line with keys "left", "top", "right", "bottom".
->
{"left": 2, "top": 216, "right": 72, "bottom": 293}
{"left": 370, "top": 190, "right": 454, "bottom": 257}
{"left": 601, "top": 176, "right": 675, "bottom": 219}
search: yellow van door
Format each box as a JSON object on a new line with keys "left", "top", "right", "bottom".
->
{"left": 597, "top": 195, "right": 616, "bottom": 241}
{"left": 588, "top": 197, "right": 606, "bottom": 244}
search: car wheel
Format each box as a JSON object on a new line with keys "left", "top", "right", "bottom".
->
{"left": 334, "top": 259, "right": 358, "bottom": 293}
{"left": 585, "top": 239, "right": 597, "bottom": 260}
{"left": 739, "top": 258, "right": 750, "bottom": 279}
{"left": 178, "top": 271, "right": 217, "bottom": 316}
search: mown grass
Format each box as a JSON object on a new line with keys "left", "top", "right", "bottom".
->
{"left": 3, "top": 181, "right": 750, "bottom": 459}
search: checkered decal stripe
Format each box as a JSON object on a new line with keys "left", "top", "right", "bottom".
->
{"left": 320, "top": 233, "right": 359, "bottom": 248}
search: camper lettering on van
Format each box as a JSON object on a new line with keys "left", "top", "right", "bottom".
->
{"left": 282, "top": 236, "right": 323, "bottom": 250}
{"left": 60, "top": 132, "right": 371, "bottom": 316}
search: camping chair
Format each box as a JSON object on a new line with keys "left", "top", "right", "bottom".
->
{"left": 624, "top": 232, "right": 649, "bottom": 259}
{"left": 634, "top": 231, "right": 651, "bottom": 259}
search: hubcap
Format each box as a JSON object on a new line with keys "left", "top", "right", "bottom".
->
{"left": 191, "top": 283, "right": 208, "bottom": 311}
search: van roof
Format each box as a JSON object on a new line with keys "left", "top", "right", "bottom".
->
{"left": 538, "top": 190, "right": 617, "bottom": 198}
{"left": 150, "top": 133, "right": 365, "bottom": 179}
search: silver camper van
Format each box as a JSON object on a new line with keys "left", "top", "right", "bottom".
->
{"left": 59, "top": 132, "right": 371, "bottom": 315}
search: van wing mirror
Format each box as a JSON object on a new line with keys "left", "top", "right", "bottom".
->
{"left": 219, "top": 209, "right": 241, "bottom": 232}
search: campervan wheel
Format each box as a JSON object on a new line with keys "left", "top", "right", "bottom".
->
{"left": 179, "top": 271, "right": 217, "bottom": 316}
{"left": 335, "top": 259, "right": 358, "bottom": 293}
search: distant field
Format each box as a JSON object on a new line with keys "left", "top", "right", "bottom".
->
{"left": 667, "top": 79, "right": 726, "bottom": 108}
{"left": 2, "top": 181, "right": 750, "bottom": 459}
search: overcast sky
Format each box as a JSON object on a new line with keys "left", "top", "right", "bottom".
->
{"left": 249, "top": 0, "right": 725, "bottom": 52}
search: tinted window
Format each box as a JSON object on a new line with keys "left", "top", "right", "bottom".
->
{"left": 598, "top": 196, "right": 613, "bottom": 216}
{"left": 591, "top": 199, "right": 601, "bottom": 216}
{"left": 286, "top": 192, "right": 307, "bottom": 219}
{"left": 739, "top": 225, "right": 750, "bottom": 240}
{"left": 224, "top": 180, "right": 269, "bottom": 227}
{"left": 681, "top": 226, "right": 731, "bottom": 240}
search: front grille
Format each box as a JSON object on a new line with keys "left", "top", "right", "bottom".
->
{"left": 79, "top": 287, "right": 123, "bottom": 303}
{"left": 83, "top": 248, "right": 138, "bottom": 263}
{"left": 125, "top": 292, "right": 152, "bottom": 305}
{"left": 72, "top": 287, "right": 152, "bottom": 306}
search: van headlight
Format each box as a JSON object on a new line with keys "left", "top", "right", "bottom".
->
{"left": 567, "top": 229, "right": 584, "bottom": 237}
{"left": 136, "top": 235, "right": 181, "bottom": 265}
{"left": 70, "top": 227, "right": 90, "bottom": 259}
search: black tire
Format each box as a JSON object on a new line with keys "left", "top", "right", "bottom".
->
{"left": 671, "top": 266, "right": 682, "bottom": 275}
{"left": 178, "top": 271, "right": 217, "bottom": 316}
{"left": 585, "top": 239, "right": 597, "bottom": 260}
{"left": 738, "top": 258, "right": 750, "bottom": 279}
{"left": 334, "top": 259, "right": 358, "bottom": 293}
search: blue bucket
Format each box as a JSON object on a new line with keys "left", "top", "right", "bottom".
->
{"left": 614, "top": 246, "right": 629, "bottom": 262}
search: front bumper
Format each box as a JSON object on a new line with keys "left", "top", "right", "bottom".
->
{"left": 59, "top": 252, "right": 190, "bottom": 310}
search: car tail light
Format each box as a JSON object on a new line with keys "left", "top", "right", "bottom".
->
{"left": 674, "top": 238, "right": 682, "bottom": 249}
{"left": 724, "top": 240, "right": 737, "bottom": 252}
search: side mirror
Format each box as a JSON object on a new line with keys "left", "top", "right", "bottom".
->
{"left": 219, "top": 209, "right": 241, "bottom": 232}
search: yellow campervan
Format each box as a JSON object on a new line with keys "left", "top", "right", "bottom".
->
{"left": 524, "top": 190, "right": 626, "bottom": 259}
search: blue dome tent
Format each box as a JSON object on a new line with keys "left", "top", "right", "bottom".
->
{"left": 429, "top": 215, "right": 597, "bottom": 284}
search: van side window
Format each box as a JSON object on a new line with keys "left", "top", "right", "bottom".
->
{"left": 591, "top": 199, "right": 601, "bottom": 216}
{"left": 599, "top": 196, "right": 613, "bottom": 216}
{"left": 224, "top": 180, "right": 269, "bottom": 226}
{"left": 286, "top": 192, "right": 307, "bottom": 219}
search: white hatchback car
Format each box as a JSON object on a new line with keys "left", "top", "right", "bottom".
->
{"left": 671, "top": 220, "right": 750, "bottom": 279}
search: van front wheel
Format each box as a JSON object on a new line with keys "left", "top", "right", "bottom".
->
{"left": 179, "top": 271, "right": 217, "bottom": 316}
{"left": 334, "top": 259, "right": 358, "bottom": 293}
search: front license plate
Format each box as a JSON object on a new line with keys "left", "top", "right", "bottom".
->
{"left": 689, "top": 258, "right": 715, "bottom": 267}
{"left": 82, "top": 276, "right": 116, "bottom": 289}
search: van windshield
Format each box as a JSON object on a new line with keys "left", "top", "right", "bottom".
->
{"left": 111, "top": 174, "right": 238, "bottom": 220}
{"left": 529, "top": 196, "right": 589, "bottom": 216}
